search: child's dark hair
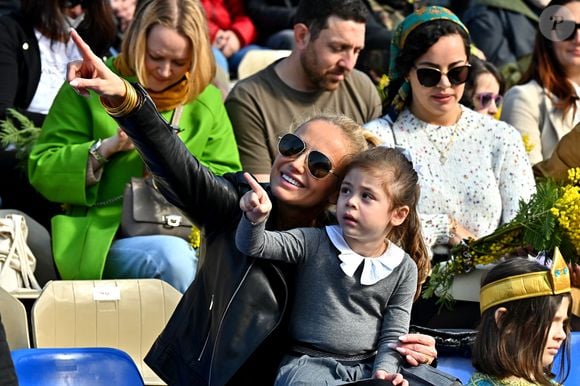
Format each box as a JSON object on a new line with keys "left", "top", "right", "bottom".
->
{"left": 473, "top": 258, "right": 571, "bottom": 385}
{"left": 344, "top": 147, "right": 430, "bottom": 299}
{"left": 460, "top": 57, "right": 505, "bottom": 110}
{"left": 383, "top": 19, "right": 471, "bottom": 114}
{"left": 294, "top": 0, "right": 368, "bottom": 41}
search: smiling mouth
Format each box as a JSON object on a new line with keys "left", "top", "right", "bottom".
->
{"left": 281, "top": 173, "right": 304, "bottom": 188}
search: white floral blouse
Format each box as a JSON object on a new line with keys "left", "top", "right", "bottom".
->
{"left": 364, "top": 106, "right": 536, "bottom": 249}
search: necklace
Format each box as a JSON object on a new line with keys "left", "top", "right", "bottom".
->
{"left": 424, "top": 111, "right": 462, "bottom": 164}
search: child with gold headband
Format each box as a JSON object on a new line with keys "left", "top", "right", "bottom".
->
{"left": 467, "top": 248, "right": 572, "bottom": 386}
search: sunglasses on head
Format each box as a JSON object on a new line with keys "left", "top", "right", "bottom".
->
{"left": 278, "top": 133, "right": 338, "bottom": 179}
{"left": 414, "top": 65, "right": 471, "bottom": 88}
{"left": 475, "top": 92, "right": 503, "bottom": 108}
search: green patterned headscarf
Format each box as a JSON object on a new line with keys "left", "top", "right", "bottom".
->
{"left": 387, "top": 6, "right": 469, "bottom": 118}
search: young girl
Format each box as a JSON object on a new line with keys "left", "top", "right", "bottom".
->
{"left": 236, "top": 146, "right": 430, "bottom": 385}
{"left": 468, "top": 249, "right": 572, "bottom": 386}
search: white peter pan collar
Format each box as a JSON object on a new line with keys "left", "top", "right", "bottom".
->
{"left": 325, "top": 225, "right": 405, "bottom": 285}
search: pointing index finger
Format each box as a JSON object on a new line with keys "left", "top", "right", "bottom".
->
{"left": 70, "top": 28, "right": 96, "bottom": 61}
{"left": 243, "top": 172, "right": 266, "bottom": 198}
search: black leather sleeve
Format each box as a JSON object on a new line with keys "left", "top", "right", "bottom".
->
{"left": 112, "top": 84, "right": 243, "bottom": 235}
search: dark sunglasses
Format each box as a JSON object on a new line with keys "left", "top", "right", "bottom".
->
{"left": 475, "top": 92, "right": 503, "bottom": 108}
{"left": 414, "top": 65, "right": 471, "bottom": 87}
{"left": 553, "top": 20, "right": 580, "bottom": 41}
{"left": 278, "top": 133, "right": 338, "bottom": 179}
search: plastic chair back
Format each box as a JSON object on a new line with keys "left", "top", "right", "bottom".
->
{"left": 11, "top": 347, "right": 144, "bottom": 386}
{"left": 237, "top": 49, "right": 291, "bottom": 79}
{"left": 31, "top": 279, "right": 181, "bottom": 385}
{"left": 435, "top": 355, "right": 475, "bottom": 384}
{"left": 0, "top": 286, "right": 29, "bottom": 349}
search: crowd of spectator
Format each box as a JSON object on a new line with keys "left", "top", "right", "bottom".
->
{"left": 0, "top": 0, "right": 579, "bottom": 385}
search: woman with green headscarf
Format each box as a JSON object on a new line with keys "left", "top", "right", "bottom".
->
{"left": 365, "top": 7, "right": 536, "bottom": 280}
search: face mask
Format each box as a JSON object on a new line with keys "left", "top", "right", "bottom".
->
{"left": 66, "top": 13, "right": 85, "bottom": 29}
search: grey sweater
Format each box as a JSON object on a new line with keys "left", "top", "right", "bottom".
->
{"left": 236, "top": 216, "right": 418, "bottom": 374}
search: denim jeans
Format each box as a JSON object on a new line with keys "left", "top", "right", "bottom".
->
{"left": 103, "top": 235, "right": 198, "bottom": 293}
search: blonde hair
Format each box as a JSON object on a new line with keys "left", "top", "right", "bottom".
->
{"left": 291, "top": 113, "right": 380, "bottom": 156}
{"left": 117, "top": 0, "right": 215, "bottom": 102}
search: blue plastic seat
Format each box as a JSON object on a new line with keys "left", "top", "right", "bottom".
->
{"left": 553, "top": 330, "right": 579, "bottom": 385}
{"left": 435, "top": 355, "right": 475, "bottom": 384}
{"left": 11, "top": 347, "right": 144, "bottom": 386}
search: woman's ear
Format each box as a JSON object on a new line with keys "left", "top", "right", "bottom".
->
{"left": 390, "top": 205, "right": 409, "bottom": 226}
{"left": 494, "top": 307, "right": 508, "bottom": 327}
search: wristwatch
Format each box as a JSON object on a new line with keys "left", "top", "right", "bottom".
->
{"left": 89, "top": 139, "right": 108, "bottom": 164}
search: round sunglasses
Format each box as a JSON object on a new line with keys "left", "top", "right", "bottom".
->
{"left": 414, "top": 65, "right": 471, "bottom": 88}
{"left": 277, "top": 133, "right": 338, "bottom": 179}
{"left": 475, "top": 92, "right": 503, "bottom": 109}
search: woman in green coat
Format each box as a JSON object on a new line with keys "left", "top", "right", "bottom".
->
{"left": 28, "top": 0, "right": 241, "bottom": 292}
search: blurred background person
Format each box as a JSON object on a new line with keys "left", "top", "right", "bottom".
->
{"left": 463, "top": 0, "right": 548, "bottom": 89}
{"left": 501, "top": 0, "right": 580, "bottom": 166}
{"left": 0, "top": 0, "right": 115, "bottom": 229}
{"left": 460, "top": 56, "right": 505, "bottom": 118}
{"left": 201, "top": 0, "right": 261, "bottom": 79}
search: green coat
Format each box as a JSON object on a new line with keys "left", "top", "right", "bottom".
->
{"left": 28, "top": 62, "right": 242, "bottom": 280}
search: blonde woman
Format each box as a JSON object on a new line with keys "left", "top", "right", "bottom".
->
{"left": 28, "top": 0, "right": 241, "bottom": 292}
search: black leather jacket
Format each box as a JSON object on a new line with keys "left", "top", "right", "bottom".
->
{"left": 112, "top": 86, "right": 290, "bottom": 385}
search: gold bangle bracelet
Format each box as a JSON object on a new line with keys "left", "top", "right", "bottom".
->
{"left": 101, "top": 79, "right": 139, "bottom": 117}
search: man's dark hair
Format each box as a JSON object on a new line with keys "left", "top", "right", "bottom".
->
{"left": 294, "top": 0, "right": 368, "bottom": 40}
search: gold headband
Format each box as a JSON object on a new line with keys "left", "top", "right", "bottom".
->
{"left": 479, "top": 248, "right": 571, "bottom": 314}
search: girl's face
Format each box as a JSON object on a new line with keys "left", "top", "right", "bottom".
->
{"left": 408, "top": 33, "right": 468, "bottom": 126}
{"left": 472, "top": 72, "right": 502, "bottom": 117}
{"left": 145, "top": 25, "right": 192, "bottom": 92}
{"left": 336, "top": 168, "right": 408, "bottom": 256}
{"left": 552, "top": 2, "right": 580, "bottom": 76}
{"left": 270, "top": 120, "right": 350, "bottom": 210}
{"left": 542, "top": 296, "right": 570, "bottom": 367}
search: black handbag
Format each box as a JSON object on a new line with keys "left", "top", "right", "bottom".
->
{"left": 340, "top": 364, "right": 462, "bottom": 386}
{"left": 119, "top": 176, "right": 193, "bottom": 241}
{"left": 399, "top": 364, "right": 462, "bottom": 386}
{"left": 409, "top": 325, "right": 477, "bottom": 358}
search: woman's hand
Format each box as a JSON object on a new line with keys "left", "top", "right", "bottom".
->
{"left": 374, "top": 370, "right": 408, "bottom": 385}
{"left": 218, "top": 30, "right": 241, "bottom": 57}
{"left": 449, "top": 218, "right": 475, "bottom": 246}
{"left": 240, "top": 172, "right": 272, "bottom": 224}
{"left": 67, "top": 29, "right": 127, "bottom": 104}
{"left": 100, "top": 128, "right": 135, "bottom": 158}
{"left": 390, "top": 333, "right": 437, "bottom": 366}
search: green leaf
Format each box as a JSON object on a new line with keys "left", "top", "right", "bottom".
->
{"left": 0, "top": 108, "right": 41, "bottom": 172}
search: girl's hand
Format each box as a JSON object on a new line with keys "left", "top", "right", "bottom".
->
{"left": 67, "top": 29, "right": 127, "bottom": 103}
{"left": 390, "top": 333, "right": 437, "bottom": 366}
{"left": 373, "top": 370, "right": 408, "bottom": 386}
{"left": 240, "top": 172, "right": 272, "bottom": 224}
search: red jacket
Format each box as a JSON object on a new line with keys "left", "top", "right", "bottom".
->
{"left": 201, "top": 0, "right": 257, "bottom": 47}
